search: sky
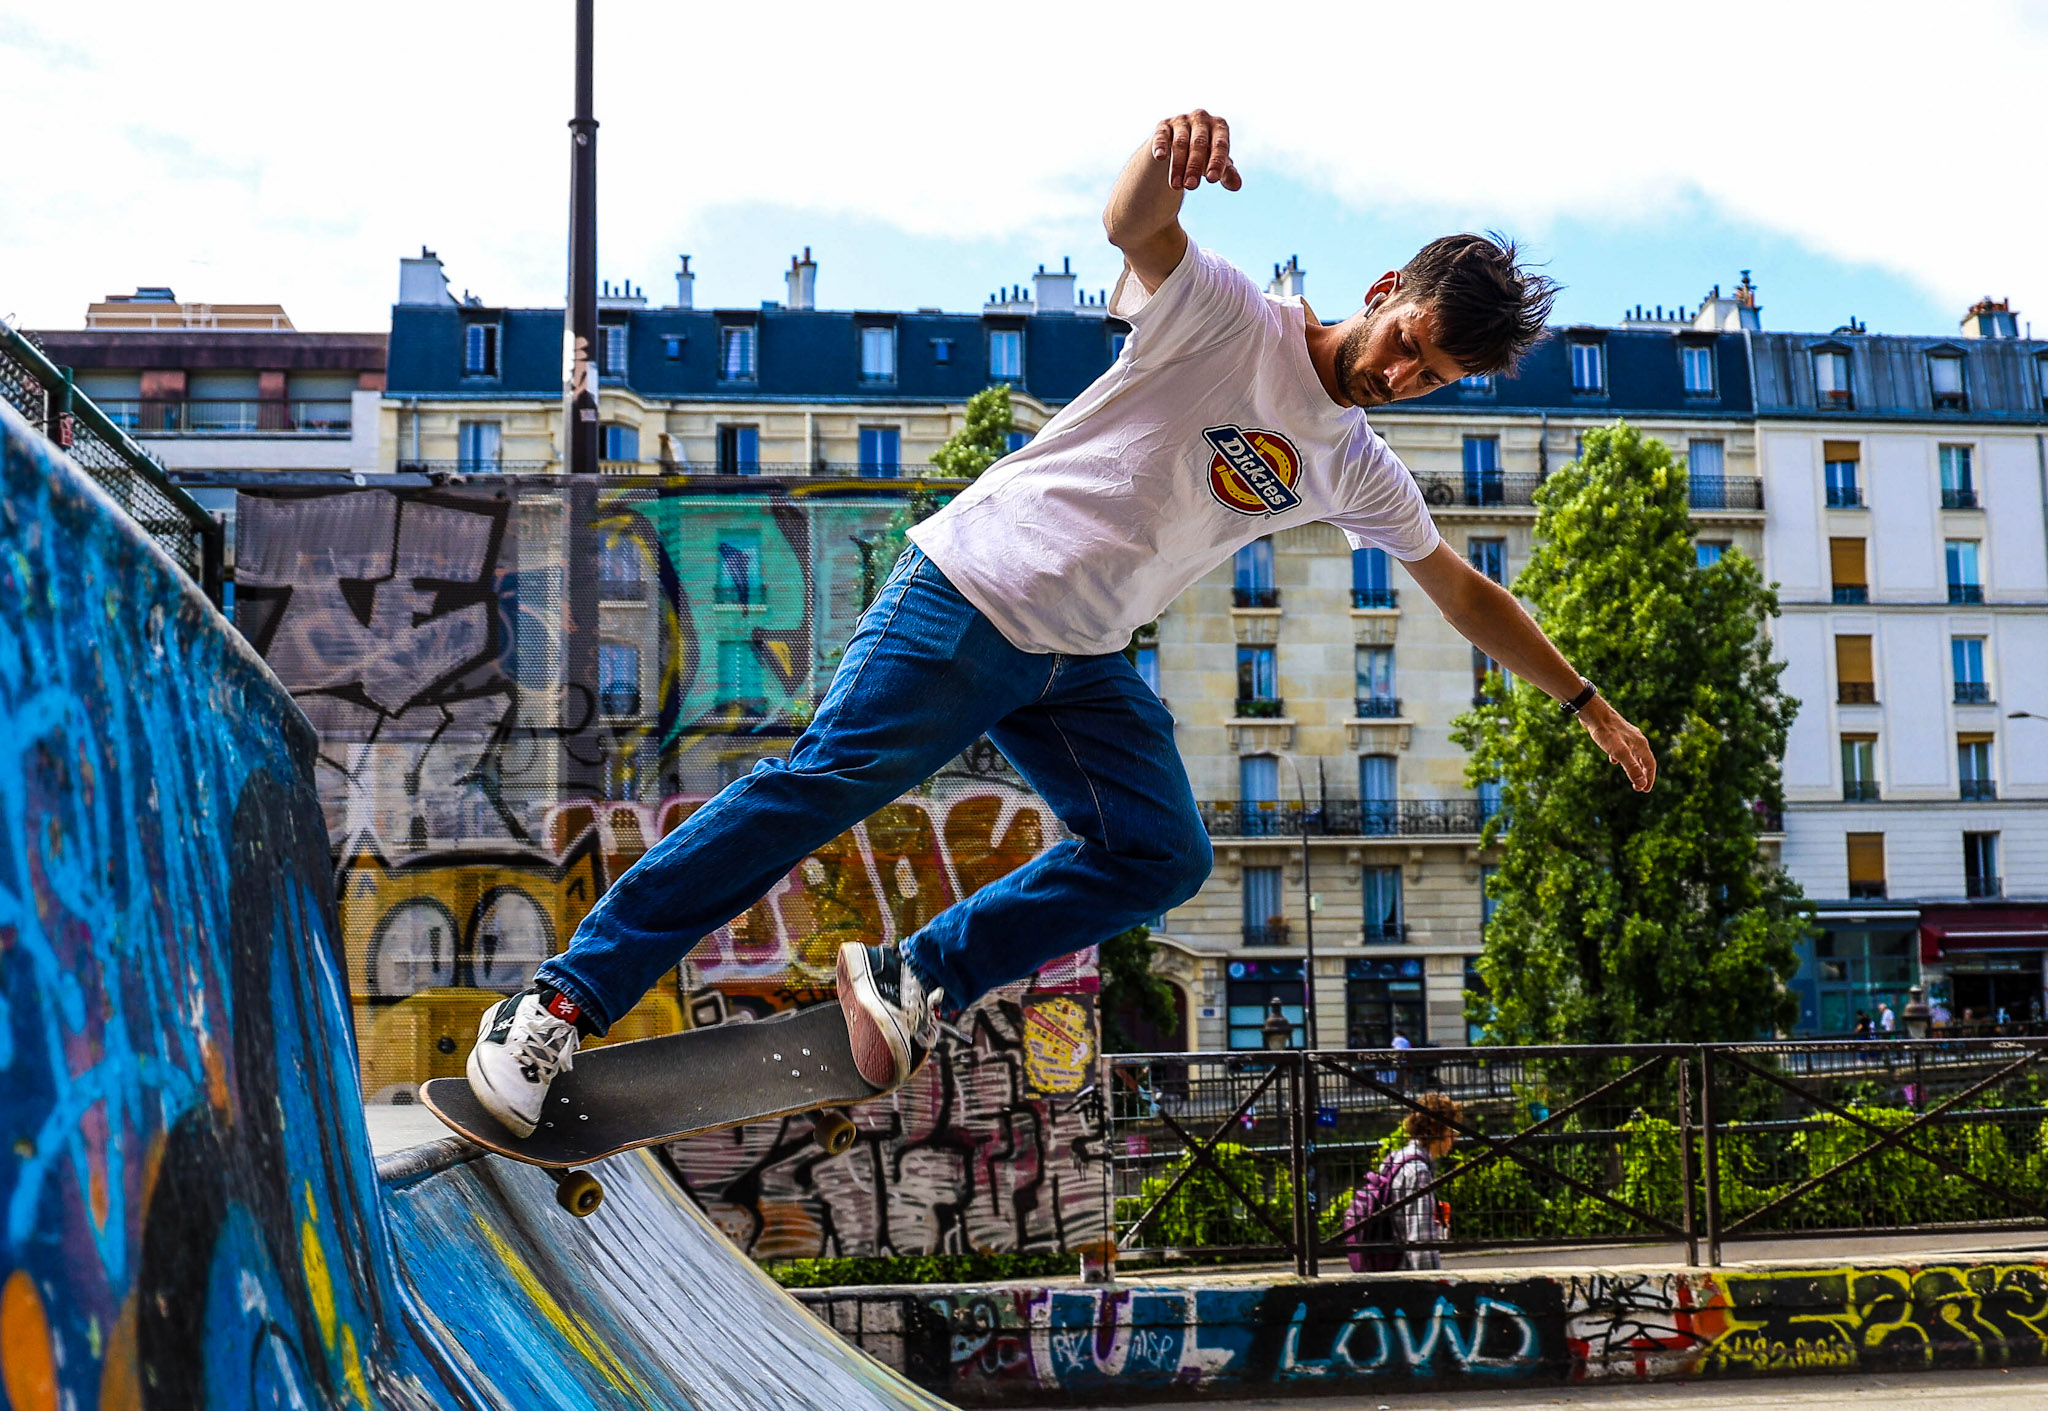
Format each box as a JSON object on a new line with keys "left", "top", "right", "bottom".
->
{"left": 4, "top": 2, "right": 2045, "bottom": 339}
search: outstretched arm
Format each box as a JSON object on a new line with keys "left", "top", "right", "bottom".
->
{"left": 1104, "top": 108, "right": 1242, "bottom": 295}
{"left": 1404, "top": 542, "right": 1657, "bottom": 791}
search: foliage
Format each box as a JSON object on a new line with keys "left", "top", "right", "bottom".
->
{"left": 929, "top": 384, "right": 1016, "bottom": 479}
{"left": 1120, "top": 1140, "right": 1295, "bottom": 1250}
{"left": 1098, "top": 925, "right": 1180, "bottom": 1053}
{"left": 765, "top": 1250, "right": 1074, "bottom": 1288}
{"left": 1452, "top": 421, "right": 1809, "bottom": 1045}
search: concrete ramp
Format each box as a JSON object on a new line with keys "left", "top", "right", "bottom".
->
{"left": 0, "top": 397, "right": 949, "bottom": 1409}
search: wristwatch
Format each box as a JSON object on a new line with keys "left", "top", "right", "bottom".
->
{"left": 1559, "top": 680, "right": 1598, "bottom": 717}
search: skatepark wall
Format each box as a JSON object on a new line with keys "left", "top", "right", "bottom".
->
{"left": 0, "top": 399, "right": 956, "bottom": 1408}
{"left": 800, "top": 1258, "right": 2048, "bottom": 1403}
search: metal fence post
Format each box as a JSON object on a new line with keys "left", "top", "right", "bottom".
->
{"left": 1301, "top": 1053, "right": 1320, "bottom": 1278}
{"left": 1699, "top": 1046, "right": 1722, "bottom": 1267}
{"left": 1677, "top": 1051, "right": 1699, "bottom": 1267}
{"left": 1287, "top": 1054, "right": 1309, "bottom": 1279}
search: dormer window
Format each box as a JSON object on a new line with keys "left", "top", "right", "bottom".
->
{"left": 600, "top": 323, "right": 628, "bottom": 377}
{"left": 1569, "top": 340, "right": 1605, "bottom": 394}
{"left": 1460, "top": 372, "right": 1495, "bottom": 395}
{"left": 1813, "top": 346, "right": 1853, "bottom": 409}
{"left": 463, "top": 321, "right": 500, "bottom": 377}
{"left": 859, "top": 324, "right": 896, "bottom": 382}
{"left": 720, "top": 323, "right": 757, "bottom": 381}
{"left": 1928, "top": 350, "right": 1967, "bottom": 412}
{"left": 1680, "top": 341, "right": 1716, "bottom": 396}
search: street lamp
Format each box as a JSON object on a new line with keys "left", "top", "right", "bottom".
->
{"left": 1902, "top": 984, "right": 1930, "bottom": 1040}
{"left": 1261, "top": 996, "right": 1294, "bottom": 1051}
{"left": 1273, "top": 754, "right": 1318, "bottom": 1050}
{"left": 2010, "top": 710, "right": 2046, "bottom": 723}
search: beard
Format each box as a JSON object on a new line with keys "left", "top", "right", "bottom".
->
{"left": 1337, "top": 308, "right": 1391, "bottom": 406}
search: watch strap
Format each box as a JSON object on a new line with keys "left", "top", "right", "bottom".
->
{"left": 1560, "top": 680, "right": 1598, "bottom": 716}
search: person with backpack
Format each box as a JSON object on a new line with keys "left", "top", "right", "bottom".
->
{"left": 1347, "top": 1092, "right": 1463, "bottom": 1271}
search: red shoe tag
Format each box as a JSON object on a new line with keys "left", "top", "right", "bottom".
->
{"left": 545, "top": 992, "right": 583, "bottom": 1024}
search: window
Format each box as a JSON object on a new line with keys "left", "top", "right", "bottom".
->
{"left": 717, "top": 424, "right": 759, "bottom": 475}
{"left": 859, "top": 426, "right": 900, "bottom": 477}
{"left": 1823, "top": 441, "right": 1861, "bottom": 507}
{"left": 1462, "top": 435, "right": 1502, "bottom": 505}
{"left": 1681, "top": 342, "right": 1716, "bottom": 395}
{"left": 1242, "top": 866, "right": 1286, "bottom": 946}
{"left": 1829, "top": 537, "right": 1867, "bottom": 603}
{"left": 988, "top": 328, "right": 1023, "bottom": 380}
{"left": 720, "top": 324, "right": 757, "bottom": 380}
{"left": 859, "top": 325, "right": 896, "bottom": 381}
{"left": 1233, "top": 538, "right": 1277, "bottom": 607}
{"left": 600, "top": 423, "right": 639, "bottom": 464}
{"left": 1355, "top": 645, "right": 1395, "bottom": 717}
{"left": 1939, "top": 445, "right": 1976, "bottom": 509}
{"left": 1240, "top": 753, "right": 1280, "bottom": 816}
{"left": 1109, "top": 330, "right": 1128, "bottom": 360}
{"left": 1800, "top": 925, "right": 1915, "bottom": 1034}
{"left": 597, "top": 533, "right": 642, "bottom": 596}
{"left": 1570, "top": 341, "right": 1605, "bottom": 393}
{"left": 1952, "top": 637, "right": 1987, "bottom": 703}
{"left": 1236, "top": 644, "right": 1279, "bottom": 715}
{"left": 715, "top": 531, "right": 762, "bottom": 606}
{"left": 598, "top": 642, "right": 641, "bottom": 718}
{"left": 1846, "top": 832, "right": 1886, "bottom": 900}
{"left": 1352, "top": 546, "right": 1395, "bottom": 607}
{"left": 1929, "top": 353, "right": 1967, "bottom": 411}
{"left": 1835, "top": 635, "right": 1875, "bottom": 703}
{"left": 1687, "top": 439, "right": 1727, "bottom": 508}
{"left": 463, "top": 322, "right": 499, "bottom": 376}
{"left": 931, "top": 338, "right": 952, "bottom": 364}
{"left": 1958, "top": 735, "right": 1995, "bottom": 801}
{"left": 1964, "top": 832, "right": 2000, "bottom": 898}
{"left": 1814, "top": 348, "right": 1853, "bottom": 408}
{"left": 716, "top": 639, "right": 762, "bottom": 706}
{"left": 1345, "top": 960, "right": 1426, "bottom": 1049}
{"left": 1360, "top": 755, "right": 1397, "bottom": 835}
{"left": 1460, "top": 372, "right": 1495, "bottom": 394}
{"left": 1946, "top": 540, "right": 1982, "bottom": 603}
{"left": 456, "top": 420, "right": 501, "bottom": 472}
{"left": 1841, "top": 734, "right": 1879, "bottom": 801}
{"left": 1362, "top": 866, "right": 1403, "bottom": 943}
{"left": 1467, "top": 537, "right": 1505, "bottom": 584}
{"left": 1005, "top": 430, "right": 1031, "bottom": 454}
{"left": 1134, "top": 643, "right": 1160, "bottom": 696}
{"left": 1696, "top": 541, "right": 1728, "bottom": 568}
{"left": 1226, "top": 960, "right": 1303, "bottom": 1048}
{"left": 600, "top": 324, "right": 628, "bottom": 377}
{"left": 663, "top": 335, "right": 684, "bottom": 361}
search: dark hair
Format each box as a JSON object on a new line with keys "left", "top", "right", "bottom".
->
{"left": 1402, "top": 1091, "right": 1464, "bottom": 1146}
{"left": 1397, "top": 233, "right": 1557, "bottom": 377}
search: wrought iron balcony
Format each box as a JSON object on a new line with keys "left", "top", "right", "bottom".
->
{"left": 1942, "top": 487, "right": 1979, "bottom": 509}
{"left": 1242, "top": 922, "right": 1291, "bottom": 947}
{"left": 1949, "top": 583, "right": 1985, "bottom": 605}
{"left": 1842, "top": 780, "right": 1881, "bottom": 802}
{"left": 103, "top": 398, "right": 353, "bottom": 435}
{"left": 1966, "top": 875, "right": 2003, "bottom": 899}
{"left": 1353, "top": 696, "right": 1402, "bottom": 718}
{"left": 1831, "top": 586, "right": 1869, "bottom": 604}
{"left": 1848, "top": 879, "right": 1888, "bottom": 900}
{"left": 1233, "top": 697, "right": 1286, "bottom": 719}
{"left": 1955, "top": 681, "right": 1991, "bottom": 704}
{"left": 1232, "top": 587, "right": 1280, "bottom": 609}
{"left": 1688, "top": 478, "right": 1764, "bottom": 511}
{"left": 1825, "top": 485, "right": 1864, "bottom": 508}
{"left": 1960, "top": 779, "right": 1998, "bottom": 801}
{"left": 1359, "top": 923, "right": 1407, "bottom": 945}
{"left": 1351, "top": 588, "right": 1398, "bottom": 609}
{"left": 1838, "top": 682, "right": 1877, "bottom": 704}
{"left": 1200, "top": 798, "right": 1484, "bottom": 838}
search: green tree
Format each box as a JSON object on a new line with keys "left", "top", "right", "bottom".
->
{"left": 1452, "top": 421, "right": 1807, "bottom": 1045}
{"left": 1097, "top": 925, "right": 1180, "bottom": 1053}
{"left": 929, "top": 384, "right": 1015, "bottom": 479}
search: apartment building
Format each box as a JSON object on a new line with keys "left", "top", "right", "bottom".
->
{"left": 1758, "top": 300, "right": 2048, "bottom": 1031}
{"left": 1147, "top": 277, "right": 1769, "bottom": 1053}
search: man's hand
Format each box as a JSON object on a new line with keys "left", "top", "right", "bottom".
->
{"left": 1578, "top": 697, "right": 1656, "bottom": 792}
{"left": 1152, "top": 109, "right": 1242, "bottom": 191}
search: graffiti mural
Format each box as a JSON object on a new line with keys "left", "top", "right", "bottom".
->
{"left": 1565, "top": 1273, "right": 1719, "bottom": 1380}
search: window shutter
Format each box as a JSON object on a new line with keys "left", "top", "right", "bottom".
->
{"left": 1823, "top": 440, "right": 1860, "bottom": 464}
{"left": 1835, "top": 635, "right": 1873, "bottom": 685}
{"left": 1829, "top": 538, "right": 1867, "bottom": 588}
{"left": 1845, "top": 834, "right": 1886, "bottom": 885}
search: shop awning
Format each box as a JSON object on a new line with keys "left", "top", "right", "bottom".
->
{"left": 1921, "top": 907, "right": 2048, "bottom": 961}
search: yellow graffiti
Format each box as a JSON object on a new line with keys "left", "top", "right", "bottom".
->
{"left": 472, "top": 1215, "right": 650, "bottom": 1402}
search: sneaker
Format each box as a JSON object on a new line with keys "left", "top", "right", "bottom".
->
{"left": 837, "top": 944, "right": 945, "bottom": 1089}
{"left": 466, "top": 987, "right": 584, "bottom": 1138}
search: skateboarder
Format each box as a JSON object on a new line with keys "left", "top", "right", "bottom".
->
{"left": 469, "top": 108, "right": 1658, "bottom": 1137}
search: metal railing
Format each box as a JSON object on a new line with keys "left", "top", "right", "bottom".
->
{"left": 1831, "top": 586, "right": 1869, "bottom": 604}
{"left": 1232, "top": 587, "right": 1280, "bottom": 609}
{"left": 1232, "top": 697, "right": 1285, "bottom": 719}
{"left": 1955, "top": 681, "right": 1992, "bottom": 704}
{"left": 99, "top": 398, "right": 353, "bottom": 434}
{"left": 1687, "top": 478, "right": 1764, "bottom": 511}
{"left": 1107, "top": 1038, "right": 2048, "bottom": 1276}
{"left": 1200, "top": 798, "right": 1488, "bottom": 838}
{"left": 1961, "top": 778, "right": 1997, "bottom": 801}
{"left": 1950, "top": 583, "right": 1985, "bottom": 604}
{"left": 1351, "top": 588, "right": 1398, "bottom": 609}
{"left": 1826, "top": 485, "right": 1864, "bottom": 508}
{"left": 1353, "top": 696, "right": 1402, "bottom": 718}
{"left": 1942, "top": 487, "right": 1979, "bottom": 509}
{"left": 0, "top": 321, "right": 222, "bottom": 602}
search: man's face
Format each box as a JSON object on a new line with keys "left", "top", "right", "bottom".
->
{"left": 1335, "top": 294, "right": 1469, "bottom": 408}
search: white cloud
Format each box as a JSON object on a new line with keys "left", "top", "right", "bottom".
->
{"left": 4, "top": 1, "right": 2043, "bottom": 330}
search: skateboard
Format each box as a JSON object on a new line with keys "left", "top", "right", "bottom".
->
{"left": 420, "top": 1002, "right": 882, "bottom": 1217}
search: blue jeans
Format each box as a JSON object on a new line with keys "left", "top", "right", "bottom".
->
{"left": 537, "top": 547, "right": 1212, "bottom": 1032}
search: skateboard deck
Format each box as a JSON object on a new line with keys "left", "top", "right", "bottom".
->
{"left": 420, "top": 1002, "right": 882, "bottom": 1173}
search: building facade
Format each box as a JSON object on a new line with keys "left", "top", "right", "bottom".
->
{"left": 1756, "top": 305, "right": 2048, "bottom": 1031}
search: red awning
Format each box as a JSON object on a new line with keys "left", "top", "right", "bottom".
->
{"left": 1922, "top": 907, "right": 2048, "bottom": 961}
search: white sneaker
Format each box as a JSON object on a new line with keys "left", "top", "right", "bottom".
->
{"left": 466, "top": 987, "right": 583, "bottom": 1138}
{"left": 838, "top": 944, "right": 944, "bottom": 1089}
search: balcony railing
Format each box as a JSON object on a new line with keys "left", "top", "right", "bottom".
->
{"left": 1942, "top": 488, "right": 1979, "bottom": 509}
{"left": 1242, "top": 923, "right": 1290, "bottom": 947}
{"left": 1843, "top": 780, "right": 1881, "bottom": 802}
{"left": 1838, "top": 682, "right": 1877, "bottom": 704}
{"left": 1825, "top": 485, "right": 1864, "bottom": 508}
{"left": 1233, "top": 697, "right": 1285, "bottom": 719}
{"left": 102, "top": 398, "right": 354, "bottom": 435}
{"left": 1410, "top": 470, "right": 1542, "bottom": 508}
{"left": 396, "top": 459, "right": 556, "bottom": 474}
{"left": 1848, "top": 879, "right": 1888, "bottom": 900}
{"left": 1351, "top": 588, "right": 1398, "bottom": 609}
{"left": 1353, "top": 696, "right": 1402, "bottom": 718}
{"left": 1232, "top": 587, "right": 1280, "bottom": 609}
{"left": 1954, "top": 681, "right": 1991, "bottom": 704}
{"left": 1687, "top": 478, "right": 1764, "bottom": 511}
{"left": 1359, "top": 923, "right": 1407, "bottom": 945}
{"left": 1948, "top": 583, "right": 1984, "bottom": 605}
{"left": 1831, "top": 585, "right": 1869, "bottom": 604}
{"left": 1967, "top": 875, "right": 2003, "bottom": 899}
{"left": 1201, "top": 798, "right": 1486, "bottom": 839}
{"left": 1960, "top": 779, "right": 1998, "bottom": 802}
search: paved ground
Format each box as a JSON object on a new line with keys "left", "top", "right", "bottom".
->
{"left": 1011, "top": 1366, "right": 2048, "bottom": 1408}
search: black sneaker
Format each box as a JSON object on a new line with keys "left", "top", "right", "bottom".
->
{"left": 466, "top": 986, "right": 584, "bottom": 1138}
{"left": 837, "top": 944, "right": 944, "bottom": 1089}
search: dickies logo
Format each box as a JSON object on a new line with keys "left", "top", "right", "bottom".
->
{"left": 1203, "top": 425, "right": 1303, "bottom": 515}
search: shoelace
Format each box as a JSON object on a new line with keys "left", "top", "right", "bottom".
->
{"left": 509, "top": 1003, "right": 580, "bottom": 1082}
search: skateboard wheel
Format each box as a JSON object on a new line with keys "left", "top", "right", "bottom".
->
{"left": 810, "top": 1108, "right": 857, "bottom": 1156}
{"left": 555, "top": 1169, "right": 604, "bottom": 1217}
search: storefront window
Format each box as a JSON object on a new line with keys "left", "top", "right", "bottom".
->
{"left": 1345, "top": 957, "right": 1425, "bottom": 1049}
{"left": 1791, "top": 924, "right": 1916, "bottom": 1035}
{"left": 1226, "top": 959, "right": 1305, "bottom": 1049}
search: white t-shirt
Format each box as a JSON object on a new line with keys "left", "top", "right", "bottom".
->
{"left": 910, "top": 242, "right": 1440, "bottom": 656}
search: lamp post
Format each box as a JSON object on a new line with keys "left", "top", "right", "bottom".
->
{"left": 1902, "top": 984, "right": 1931, "bottom": 1040}
{"left": 1273, "top": 754, "right": 1318, "bottom": 1051}
{"left": 563, "top": 0, "right": 599, "bottom": 476}
{"left": 1261, "top": 997, "right": 1293, "bottom": 1051}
